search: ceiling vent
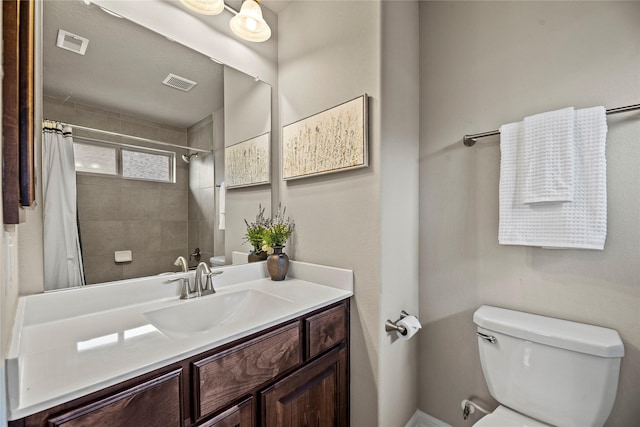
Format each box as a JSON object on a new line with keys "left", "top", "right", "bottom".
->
{"left": 56, "top": 29, "right": 89, "bottom": 55}
{"left": 162, "top": 73, "right": 197, "bottom": 92}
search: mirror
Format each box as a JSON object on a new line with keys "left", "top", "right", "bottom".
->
{"left": 42, "top": 1, "right": 271, "bottom": 290}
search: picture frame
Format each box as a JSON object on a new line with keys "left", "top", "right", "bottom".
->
{"left": 2, "top": 0, "right": 35, "bottom": 224}
{"left": 224, "top": 132, "right": 271, "bottom": 189}
{"left": 282, "top": 94, "right": 368, "bottom": 181}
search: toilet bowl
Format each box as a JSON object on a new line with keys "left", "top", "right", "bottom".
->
{"left": 473, "top": 305, "right": 624, "bottom": 427}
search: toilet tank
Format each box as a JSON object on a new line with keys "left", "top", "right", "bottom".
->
{"left": 474, "top": 305, "right": 624, "bottom": 427}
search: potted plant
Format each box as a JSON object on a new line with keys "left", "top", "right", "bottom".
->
{"left": 261, "top": 205, "right": 295, "bottom": 281}
{"left": 243, "top": 204, "right": 270, "bottom": 262}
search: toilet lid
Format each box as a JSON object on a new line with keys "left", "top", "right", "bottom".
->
{"left": 473, "top": 406, "right": 553, "bottom": 427}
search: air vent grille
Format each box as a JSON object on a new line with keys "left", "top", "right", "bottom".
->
{"left": 162, "top": 73, "right": 197, "bottom": 92}
{"left": 56, "top": 29, "right": 89, "bottom": 55}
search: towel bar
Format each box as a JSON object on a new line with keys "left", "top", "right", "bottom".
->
{"left": 463, "top": 103, "right": 640, "bottom": 147}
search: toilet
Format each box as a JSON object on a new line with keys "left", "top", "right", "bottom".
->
{"left": 209, "top": 255, "right": 225, "bottom": 268}
{"left": 473, "top": 305, "right": 624, "bottom": 427}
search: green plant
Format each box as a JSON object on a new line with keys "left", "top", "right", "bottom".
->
{"left": 261, "top": 204, "right": 295, "bottom": 251}
{"left": 243, "top": 204, "right": 270, "bottom": 253}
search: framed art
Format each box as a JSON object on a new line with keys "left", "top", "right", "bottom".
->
{"left": 224, "top": 132, "right": 271, "bottom": 188}
{"left": 3, "top": 0, "right": 35, "bottom": 224}
{"left": 282, "top": 94, "right": 368, "bottom": 180}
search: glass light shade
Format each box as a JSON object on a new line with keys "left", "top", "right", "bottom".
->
{"left": 229, "top": 0, "right": 271, "bottom": 42}
{"left": 180, "top": 0, "right": 224, "bottom": 15}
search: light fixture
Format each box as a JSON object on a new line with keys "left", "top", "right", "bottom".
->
{"left": 180, "top": 0, "right": 224, "bottom": 16}
{"left": 229, "top": 0, "right": 271, "bottom": 43}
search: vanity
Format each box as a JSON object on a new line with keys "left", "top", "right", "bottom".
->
{"left": 6, "top": 261, "right": 353, "bottom": 426}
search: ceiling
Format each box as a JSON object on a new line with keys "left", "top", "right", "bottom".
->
{"left": 43, "top": 0, "right": 291, "bottom": 129}
{"left": 43, "top": 1, "right": 226, "bottom": 129}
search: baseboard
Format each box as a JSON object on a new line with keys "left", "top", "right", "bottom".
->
{"left": 405, "top": 410, "right": 452, "bottom": 427}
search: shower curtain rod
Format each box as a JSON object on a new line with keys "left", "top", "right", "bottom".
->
{"left": 45, "top": 120, "right": 212, "bottom": 154}
{"left": 463, "top": 103, "right": 640, "bottom": 147}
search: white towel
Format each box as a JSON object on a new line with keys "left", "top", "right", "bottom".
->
{"left": 218, "top": 181, "right": 226, "bottom": 230}
{"left": 523, "top": 107, "right": 575, "bottom": 203}
{"left": 498, "top": 107, "right": 607, "bottom": 250}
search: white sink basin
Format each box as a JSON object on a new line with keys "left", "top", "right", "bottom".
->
{"left": 143, "top": 289, "right": 293, "bottom": 339}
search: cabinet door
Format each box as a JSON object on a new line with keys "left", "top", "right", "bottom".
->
{"left": 197, "top": 397, "right": 254, "bottom": 427}
{"left": 260, "top": 345, "right": 347, "bottom": 427}
{"left": 47, "top": 369, "right": 183, "bottom": 427}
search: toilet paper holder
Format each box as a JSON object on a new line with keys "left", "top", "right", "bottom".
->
{"left": 385, "top": 310, "right": 414, "bottom": 336}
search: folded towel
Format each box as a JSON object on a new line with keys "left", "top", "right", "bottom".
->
{"left": 218, "top": 181, "right": 226, "bottom": 231}
{"left": 523, "top": 107, "right": 575, "bottom": 204}
{"left": 498, "top": 106, "right": 607, "bottom": 249}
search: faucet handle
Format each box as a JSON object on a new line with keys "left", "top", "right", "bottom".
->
{"left": 167, "top": 276, "right": 196, "bottom": 299}
{"left": 199, "top": 270, "right": 222, "bottom": 296}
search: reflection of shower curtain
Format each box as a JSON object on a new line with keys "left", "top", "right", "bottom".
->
{"left": 42, "top": 121, "right": 85, "bottom": 289}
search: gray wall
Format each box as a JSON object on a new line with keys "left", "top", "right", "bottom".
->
{"left": 378, "top": 2, "right": 420, "bottom": 425}
{"left": 418, "top": 2, "right": 640, "bottom": 426}
{"left": 43, "top": 95, "right": 191, "bottom": 284}
{"left": 279, "top": 1, "right": 420, "bottom": 425}
{"left": 278, "top": 2, "right": 381, "bottom": 425}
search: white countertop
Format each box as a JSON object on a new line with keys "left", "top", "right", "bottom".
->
{"left": 6, "top": 261, "right": 353, "bottom": 420}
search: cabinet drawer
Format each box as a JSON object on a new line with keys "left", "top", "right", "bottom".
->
{"left": 47, "top": 369, "right": 183, "bottom": 427}
{"left": 305, "top": 304, "right": 346, "bottom": 359}
{"left": 197, "top": 397, "right": 253, "bottom": 427}
{"left": 193, "top": 322, "right": 301, "bottom": 420}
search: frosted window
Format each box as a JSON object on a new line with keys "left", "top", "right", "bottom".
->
{"left": 74, "top": 143, "right": 117, "bottom": 175}
{"left": 73, "top": 142, "right": 175, "bottom": 183}
{"left": 122, "top": 149, "right": 172, "bottom": 182}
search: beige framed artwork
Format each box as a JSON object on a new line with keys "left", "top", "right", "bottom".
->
{"left": 224, "top": 132, "right": 271, "bottom": 188}
{"left": 282, "top": 94, "right": 368, "bottom": 180}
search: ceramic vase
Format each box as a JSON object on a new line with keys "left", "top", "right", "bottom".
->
{"left": 267, "top": 245, "right": 289, "bottom": 281}
{"left": 248, "top": 249, "right": 268, "bottom": 263}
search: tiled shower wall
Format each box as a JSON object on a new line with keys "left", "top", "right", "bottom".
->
{"left": 186, "top": 112, "right": 223, "bottom": 267}
{"left": 43, "top": 95, "right": 193, "bottom": 284}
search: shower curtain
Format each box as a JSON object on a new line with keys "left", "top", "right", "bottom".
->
{"left": 42, "top": 121, "right": 85, "bottom": 289}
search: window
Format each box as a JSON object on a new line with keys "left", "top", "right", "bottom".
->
{"left": 122, "top": 149, "right": 172, "bottom": 182}
{"left": 73, "top": 142, "right": 175, "bottom": 183}
{"left": 74, "top": 142, "right": 117, "bottom": 175}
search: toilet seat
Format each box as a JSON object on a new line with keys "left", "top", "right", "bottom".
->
{"left": 473, "top": 406, "right": 553, "bottom": 427}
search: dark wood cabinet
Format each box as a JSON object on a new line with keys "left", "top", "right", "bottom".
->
{"left": 261, "top": 345, "right": 347, "bottom": 427}
{"left": 46, "top": 369, "right": 183, "bottom": 427}
{"left": 305, "top": 304, "right": 347, "bottom": 359}
{"left": 10, "top": 300, "right": 349, "bottom": 427}
{"left": 197, "top": 397, "right": 254, "bottom": 427}
{"left": 193, "top": 322, "right": 301, "bottom": 421}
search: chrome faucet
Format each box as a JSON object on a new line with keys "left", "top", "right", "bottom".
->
{"left": 167, "top": 256, "right": 197, "bottom": 299}
{"left": 167, "top": 275, "right": 197, "bottom": 299}
{"left": 195, "top": 262, "right": 223, "bottom": 297}
{"left": 174, "top": 256, "right": 189, "bottom": 273}
{"left": 166, "top": 258, "right": 221, "bottom": 299}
